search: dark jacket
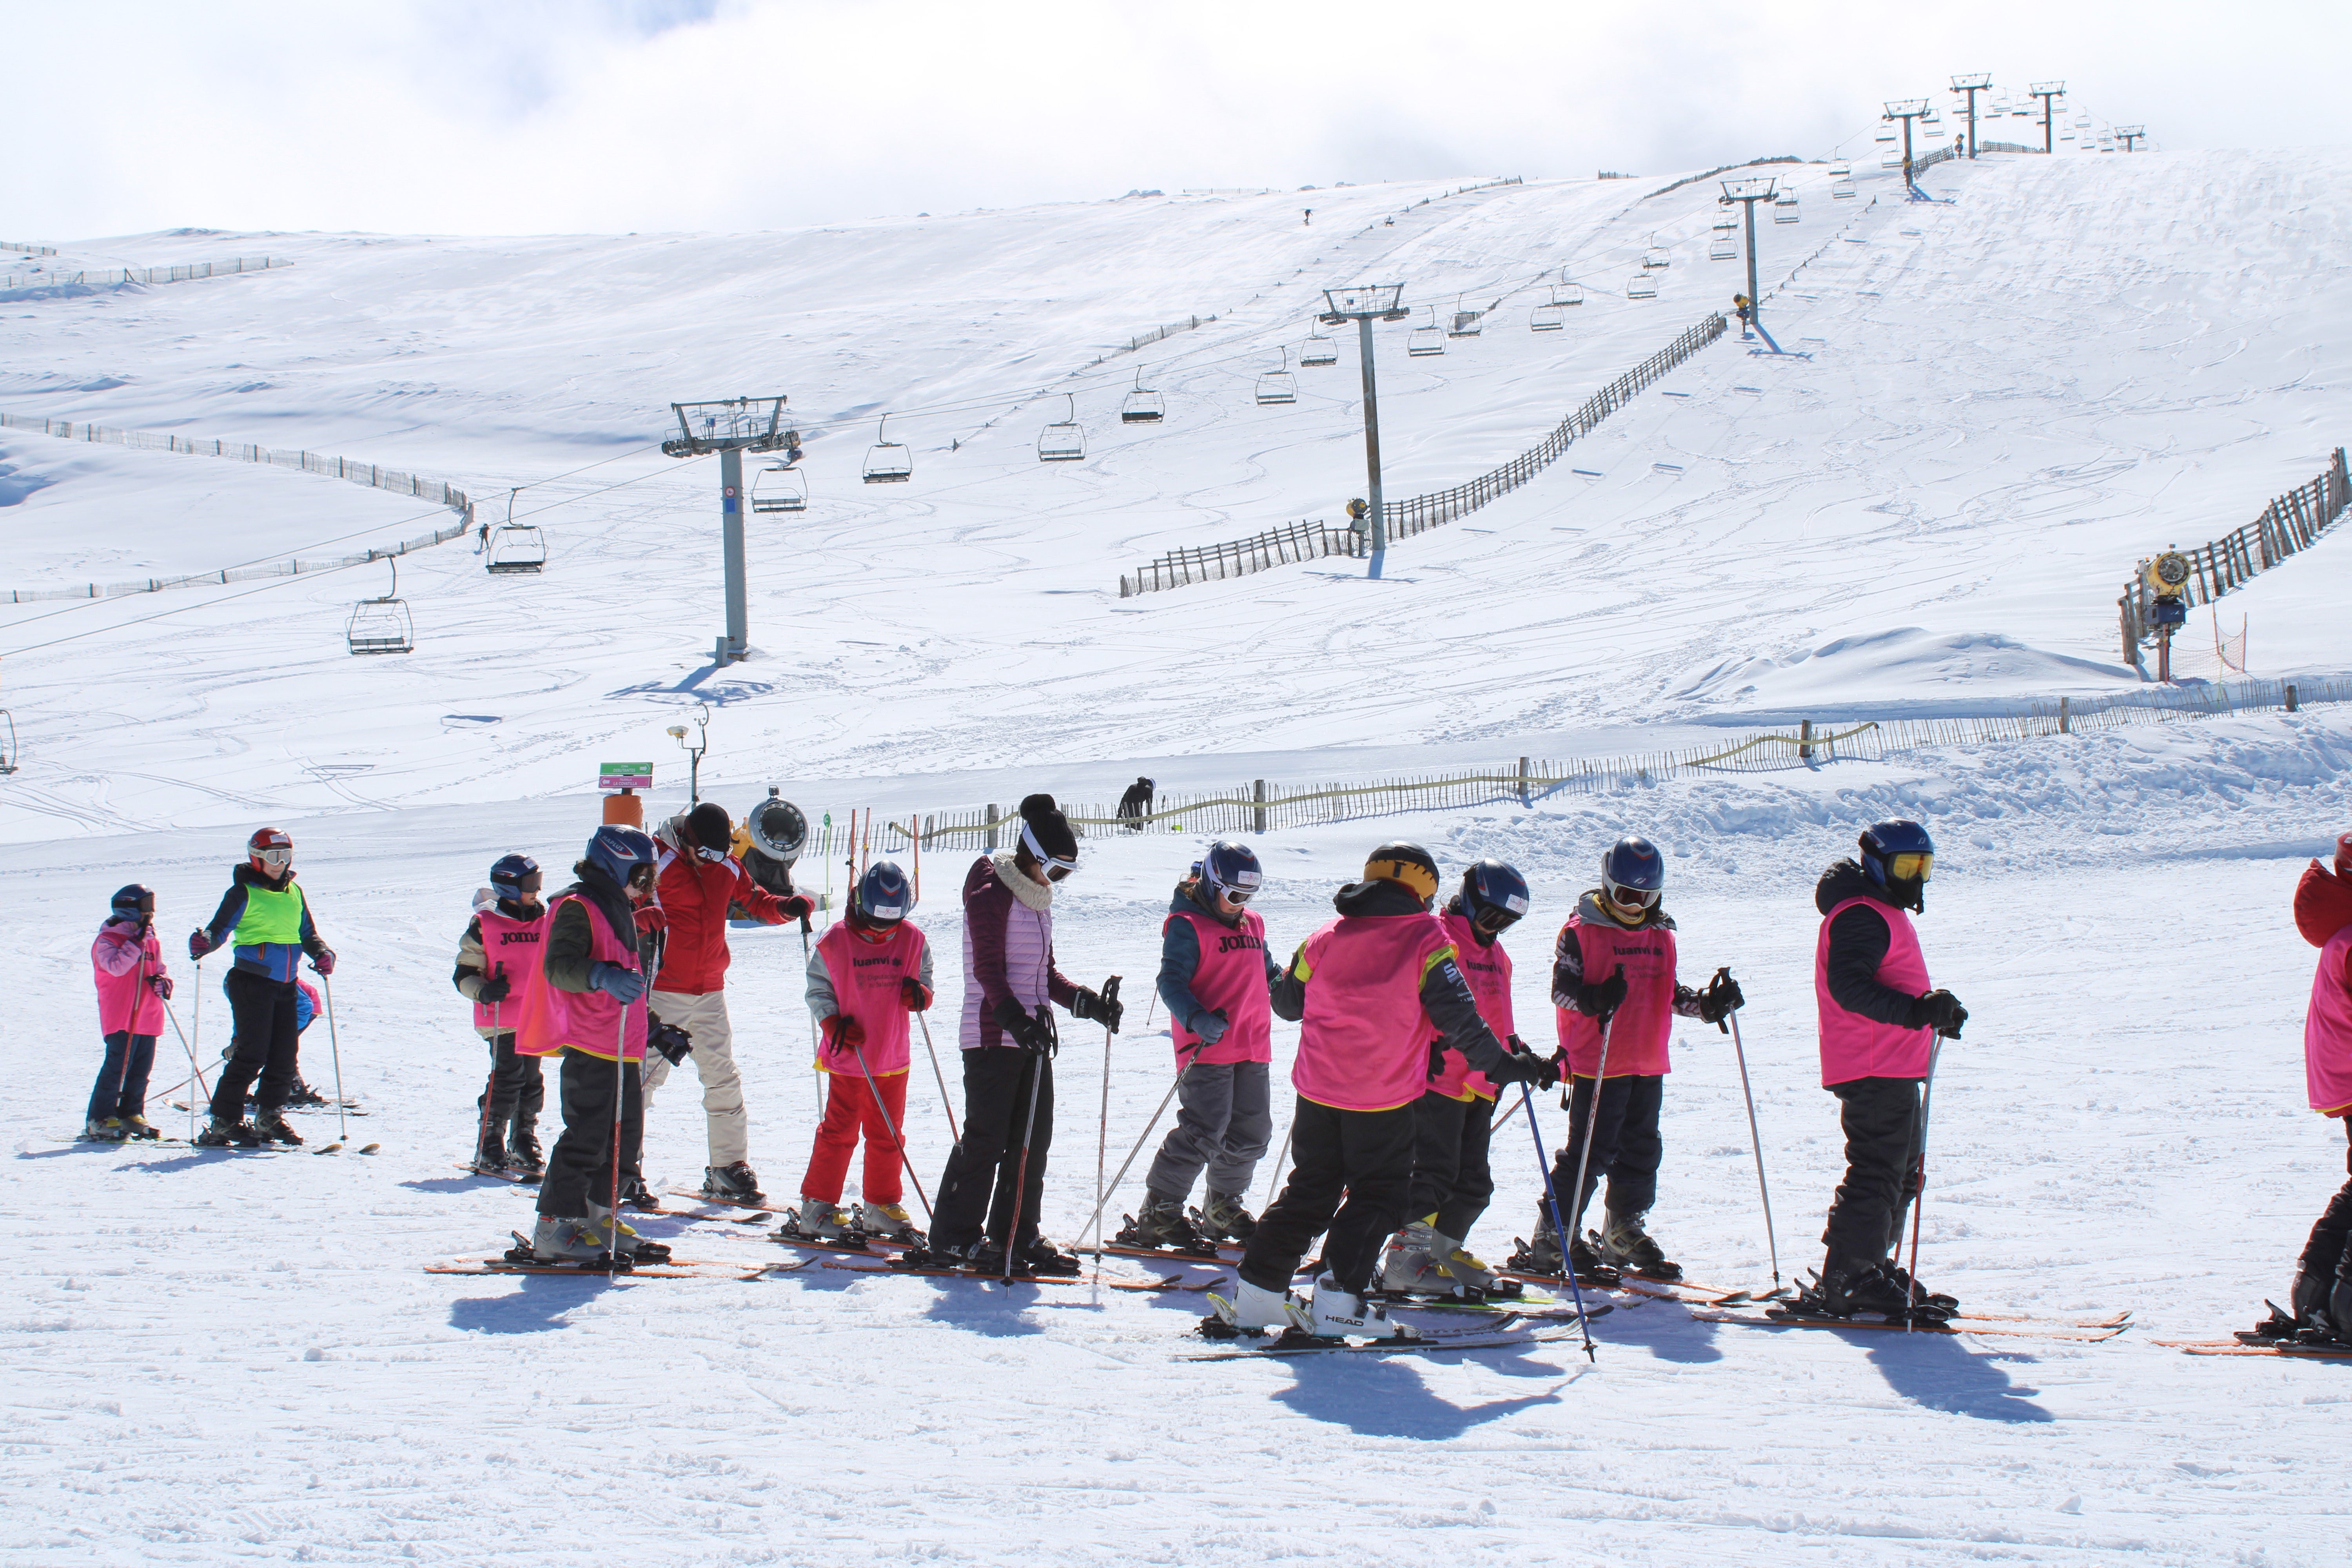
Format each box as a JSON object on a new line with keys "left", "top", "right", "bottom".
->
{"left": 1271, "top": 878, "right": 1514, "bottom": 1078}
{"left": 544, "top": 869, "right": 653, "bottom": 995}
{"left": 1815, "top": 860, "right": 1931, "bottom": 1027}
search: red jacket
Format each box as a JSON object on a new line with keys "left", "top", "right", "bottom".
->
{"left": 653, "top": 844, "right": 791, "bottom": 994}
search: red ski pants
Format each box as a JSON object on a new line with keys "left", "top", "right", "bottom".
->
{"left": 799, "top": 1069, "right": 909, "bottom": 1204}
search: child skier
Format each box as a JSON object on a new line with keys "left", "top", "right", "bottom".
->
{"left": 188, "top": 828, "right": 336, "bottom": 1147}
{"left": 86, "top": 885, "right": 171, "bottom": 1140}
{"left": 1382, "top": 860, "right": 1532, "bottom": 1298}
{"left": 1120, "top": 840, "right": 1278, "bottom": 1253}
{"left": 1214, "top": 843, "right": 1554, "bottom": 1340}
{"left": 793, "top": 860, "right": 935, "bottom": 1242}
{"left": 1795, "top": 820, "right": 1968, "bottom": 1319}
{"left": 2249, "top": 831, "right": 2352, "bottom": 1343}
{"left": 453, "top": 854, "right": 550, "bottom": 1176}
{"left": 1508, "top": 837, "right": 1743, "bottom": 1285}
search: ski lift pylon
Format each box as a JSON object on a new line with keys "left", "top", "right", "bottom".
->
{"left": 1120, "top": 367, "right": 1164, "bottom": 424}
{"left": 1299, "top": 331, "right": 1338, "bottom": 367}
{"left": 1038, "top": 393, "right": 1086, "bottom": 461}
{"left": 346, "top": 557, "right": 415, "bottom": 656}
{"left": 862, "top": 414, "right": 912, "bottom": 484}
{"left": 1254, "top": 346, "right": 1297, "bottom": 405}
{"left": 750, "top": 459, "right": 807, "bottom": 514}
{"left": 1407, "top": 306, "right": 1445, "bottom": 356}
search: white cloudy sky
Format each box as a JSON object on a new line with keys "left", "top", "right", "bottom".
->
{"left": 10, "top": 0, "right": 2347, "bottom": 238}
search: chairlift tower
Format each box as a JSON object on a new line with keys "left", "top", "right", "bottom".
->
{"left": 2030, "top": 82, "right": 2066, "bottom": 154}
{"left": 1947, "top": 75, "right": 1990, "bottom": 159}
{"left": 1884, "top": 99, "right": 1932, "bottom": 177}
{"left": 2116, "top": 125, "right": 2147, "bottom": 152}
{"left": 663, "top": 396, "right": 799, "bottom": 668}
{"left": 1719, "top": 178, "right": 1777, "bottom": 341}
{"left": 1317, "top": 284, "right": 1410, "bottom": 576}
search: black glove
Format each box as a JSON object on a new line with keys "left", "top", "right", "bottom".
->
{"left": 148, "top": 974, "right": 174, "bottom": 1000}
{"left": 1489, "top": 1042, "right": 1561, "bottom": 1090}
{"left": 1699, "top": 967, "right": 1744, "bottom": 1027}
{"left": 1579, "top": 965, "right": 1628, "bottom": 1018}
{"left": 648, "top": 1018, "right": 694, "bottom": 1065}
{"left": 1913, "top": 989, "right": 1967, "bottom": 1039}
{"left": 1071, "top": 976, "right": 1124, "bottom": 1034}
{"left": 992, "top": 995, "right": 1054, "bottom": 1053}
{"left": 475, "top": 973, "right": 512, "bottom": 1006}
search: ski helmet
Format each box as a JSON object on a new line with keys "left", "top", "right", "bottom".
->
{"left": 489, "top": 853, "right": 541, "bottom": 906}
{"left": 855, "top": 860, "right": 914, "bottom": 926}
{"left": 1200, "top": 840, "right": 1263, "bottom": 915}
{"left": 247, "top": 826, "right": 293, "bottom": 874}
{"left": 1361, "top": 842, "right": 1441, "bottom": 906}
{"left": 1858, "top": 820, "right": 1935, "bottom": 911}
{"left": 1600, "top": 837, "right": 1666, "bottom": 918}
{"left": 110, "top": 883, "right": 156, "bottom": 924}
{"left": 585, "top": 824, "right": 659, "bottom": 891}
{"left": 1458, "top": 859, "right": 1530, "bottom": 936}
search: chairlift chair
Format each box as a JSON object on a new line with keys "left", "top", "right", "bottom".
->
{"left": 1120, "top": 368, "right": 1165, "bottom": 425}
{"left": 1406, "top": 307, "right": 1445, "bottom": 356}
{"left": 1530, "top": 306, "right": 1564, "bottom": 331}
{"left": 0, "top": 709, "right": 17, "bottom": 775}
{"left": 1446, "top": 296, "right": 1482, "bottom": 337}
{"left": 1875, "top": 127, "right": 1897, "bottom": 143}
{"left": 750, "top": 460, "right": 808, "bottom": 514}
{"left": 1829, "top": 162, "right": 1852, "bottom": 180}
{"left": 346, "top": 558, "right": 415, "bottom": 656}
{"left": 1642, "top": 245, "right": 1671, "bottom": 270}
{"left": 1831, "top": 174, "right": 1857, "bottom": 198}
{"left": 862, "top": 414, "right": 913, "bottom": 483}
{"left": 1254, "top": 347, "right": 1298, "bottom": 405}
{"left": 1880, "top": 150, "right": 1903, "bottom": 169}
{"left": 1626, "top": 272, "right": 1657, "bottom": 300}
{"left": 1555, "top": 279, "right": 1584, "bottom": 307}
{"left": 1299, "top": 332, "right": 1339, "bottom": 367}
{"left": 1038, "top": 393, "right": 1087, "bottom": 461}
{"left": 485, "top": 524, "right": 547, "bottom": 572}
{"left": 1773, "top": 193, "right": 1801, "bottom": 224}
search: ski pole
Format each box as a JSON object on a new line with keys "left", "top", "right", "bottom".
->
{"left": 915, "top": 1009, "right": 959, "bottom": 1142}
{"left": 847, "top": 1033, "right": 933, "bottom": 1222}
{"left": 1000, "top": 1007, "right": 1053, "bottom": 1284}
{"left": 610, "top": 996, "right": 632, "bottom": 1281}
{"left": 472, "top": 985, "right": 502, "bottom": 1171}
{"left": 1518, "top": 1081, "right": 1597, "bottom": 1361}
{"left": 320, "top": 968, "right": 348, "bottom": 1142}
{"left": 1074, "top": 1036, "right": 1209, "bottom": 1254}
{"left": 1259, "top": 1118, "right": 1292, "bottom": 1210}
{"left": 1720, "top": 986, "right": 1781, "bottom": 1296}
{"left": 1488, "top": 1092, "right": 1524, "bottom": 1140}
{"left": 1563, "top": 1002, "right": 1618, "bottom": 1261}
{"left": 191, "top": 953, "right": 203, "bottom": 1133}
{"left": 157, "top": 993, "right": 209, "bottom": 1140}
{"left": 1092, "top": 976, "right": 1121, "bottom": 1267}
{"left": 1904, "top": 1039, "right": 1944, "bottom": 1330}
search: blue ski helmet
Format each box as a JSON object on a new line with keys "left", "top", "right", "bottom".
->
{"left": 1859, "top": 820, "right": 1935, "bottom": 910}
{"left": 856, "top": 860, "right": 913, "bottom": 926}
{"left": 1458, "top": 859, "right": 1530, "bottom": 936}
{"left": 111, "top": 883, "right": 156, "bottom": 924}
{"left": 1200, "top": 840, "right": 1263, "bottom": 910}
{"left": 585, "top": 825, "right": 658, "bottom": 890}
{"left": 490, "top": 853, "right": 541, "bottom": 905}
{"left": 1600, "top": 836, "right": 1666, "bottom": 914}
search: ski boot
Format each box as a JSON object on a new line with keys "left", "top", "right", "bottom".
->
{"left": 1597, "top": 1209, "right": 1682, "bottom": 1282}
{"left": 1505, "top": 1220, "right": 1619, "bottom": 1286}
{"left": 1797, "top": 1258, "right": 1947, "bottom": 1322}
{"left": 1020, "top": 1236, "right": 1083, "bottom": 1277}
{"left": 120, "top": 1113, "right": 162, "bottom": 1141}
{"left": 891, "top": 1241, "right": 978, "bottom": 1273}
{"left": 1433, "top": 1231, "right": 1521, "bottom": 1299}
{"left": 526, "top": 1215, "right": 617, "bottom": 1266}
{"left": 1115, "top": 1193, "right": 1218, "bottom": 1256}
{"left": 78, "top": 1118, "right": 127, "bottom": 1142}
{"left": 1379, "top": 1218, "right": 1447, "bottom": 1295}
{"left": 617, "top": 1172, "right": 661, "bottom": 1212}
{"left": 1306, "top": 1272, "right": 1419, "bottom": 1342}
{"left": 702, "top": 1162, "right": 766, "bottom": 1204}
{"left": 966, "top": 1240, "right": 1031, "bottom": 1278}
{"left": 858, "top": 1201, "right": 923, "bottom": 1246}
{"left": 195, "top": 1114, "right": 266, "bottom": 1148}
{"left": 1203, "top": 1277, "right": 1306, "bottom": 1339}
{"left": 1878, "top": 1259, "right": 1958, "bottom": 1313}
{"left": 283, "top": 1076, "right": 332, "bottom": 1109}
{"left": 1196, "top": 1191, "right": 1257, "bottom": 1244}
{"left": 791, "top": 1196, "right": 851, "bottom": 1241}
{"left": 506, "top": 1119, "right": 545, "bottom": 1178}
{"left": 470, "top": 1118, "right": 513, "bottom": 1175}
{"left": 250, "top": 1107, "right": 305, "bottom": 1146}
{"left": 2292, "top": 1269, "right": 2352, "bottom": 1347}
{"left": 589, "top": 1206, "right": 670, "bottom": 1264}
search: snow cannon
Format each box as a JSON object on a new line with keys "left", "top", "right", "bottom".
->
{"left": 742, "top": 788, "right": 808, "bottom": 899}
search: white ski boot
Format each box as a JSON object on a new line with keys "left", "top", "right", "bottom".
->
{"left": 1207, "top": 1277, "right": 1305, "bottom": 1336}
{"left": 530, "top": 1215, "right": 605, "bottom": 1263}
{"left": 1307, "top": 1273, "right": 1418, "bottom": 1341}
{"left": 796, "top": 1196, "right": 849, "bottom": 1240}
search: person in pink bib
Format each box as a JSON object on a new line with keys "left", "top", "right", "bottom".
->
{"left": 1118, "top": 840, "right": 1279, "bottom": 1253}
{"left": 2249, "top": 831, "right": 2352, "bottom": 1344}
{"left": 85, "top": 884, "right": 170, "bottom": 1142}
{"left": 1509, "top": 837, "right": 1743, "bottom": 1286}
{"left": 1797, "top": 820, "right": 1969, "bottom": 1321}
{"left": 452, "top": 854, "right": 550, "bottom": 1176}
{"left": 793, "top": 861, "right": 935, "bottom": 1245}
{"left": 1211, "top": 843, "right": 1555, "bottom": 1342}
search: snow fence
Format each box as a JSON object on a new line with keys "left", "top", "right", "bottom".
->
{"left": 0, "top": 256, "right": 289, "bottom": 294}
{"left": 2118, "top": 447, "right": 2351, "bottom": 656}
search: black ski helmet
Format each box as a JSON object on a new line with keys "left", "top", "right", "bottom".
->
{"left": 111, "top": 883, "right": 156, "bottom": 924}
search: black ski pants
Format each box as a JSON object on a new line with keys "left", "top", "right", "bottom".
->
{"left": 1820, "top": 1075, "right": 1925, "bottom": 1264}
{"left": 2299, "top": 1117, "right": 2352, "bottom": 1283}
{"left": 1240, "top": 1097, "right": 1416, "bottom": 1295}
{"left": 476, "top": 1031, "right": 546, "bottom": 1127}
{"left": 88, "top": 1031, "right": 158, "bottom": 1124}
{"left": 209, "top": 968, "right": 301, "bottom": 1119}
{"left": 537, "top": 1047, "right": 644, "bottom": 1218}
{"left": 929, "top": 1045, "right": 1054, "bottom": 1254}
{"left": 1544, "top": 1073, "right": 1664, "bottom": 1232}
{"left": 1409, "top": 1089, "right": 1498, "bottom": 1241}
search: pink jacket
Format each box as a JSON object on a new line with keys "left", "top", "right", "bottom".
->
{"left": 2301, "top": 860, "right": 2352, "bottom": 1116}
{"left": 1815, "top": 896, "right": 1934, "bottom": 1085}
{"left": 93, "top": 920, "right": 167, "bottom": 1035}
{"left": 1430, "top": 909, "right": 1510, "bottom": 1100}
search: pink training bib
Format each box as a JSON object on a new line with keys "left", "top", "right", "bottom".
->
{"left": 1169, "top": 908, "right": 1274, "bottom": 1067}
{"left": 1814, "top": 896, "right": 1933, "bottom": 1086}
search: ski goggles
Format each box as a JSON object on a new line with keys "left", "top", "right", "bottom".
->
{"left": 1606, "top": 884, "right": 1660, "bottom": 911}
{"left": 694, "top": 843, "right": 730, "bottom": 863}
{"left": 1888, "top": 851, "right": 1933, "bottom": 882}
{"left": 1472, "top": 903, "right": 1521, "bottom": 936}
{"left": 1213, "top": 883, "right": 1255, "bottom": 907}
{"left": 256, "top": 847, "right": 293, "bottom": 871}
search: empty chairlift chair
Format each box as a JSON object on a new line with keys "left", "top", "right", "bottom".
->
{"left": 0, "top": 709, "right": 18, "bottom": 775}
{"left": 1254, "top": 347, "right": 1298, "bottom": 405}
{"left": 1709, "top": 221, "right": 1738, "bottom": 261}
{"left": 346, "top": 559, "right": 415, "bottom": 656}
{"left": 1121, "top": 368, "right": 1165, "bottom": 424}
{"left": 1642, "top": 244, "right": 1671, "bottom": 270}
{"left": 1299, "top": 332, "right": 1339, "bottom": 367}
{"left": 1773, "top": 192, "right": 1800, "bottom": 224}
{"left": 862, "top": 415, "right": 913, "bottom": 483}
{"left": 1038, "top": 393, "right": 1087, "bottom": 461}
{"left": 1530, "top": 305, "right": 1564, "bottom": 331}
{"left": 750, "top": 461, "right": 807, "bottom": 514}
{"left": 1407, "top": 308, "right": 1445, "bottom": 356}
{"left": 1626, "top": 270, "right": 1657, "bottom": 301}
{"left": 1831, "top": 162, "right": 1856, "bottom": 198}
{"left": 485, "top": 524, "right": 547, "bottom": 572}
{"left": 1553, "top": 278, "right": 1584, "bottom": 307}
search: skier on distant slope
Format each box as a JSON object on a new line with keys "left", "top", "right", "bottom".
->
{"left": 1793, "top": 820, "right": 1968, "bottom": 1320}
{"left": 187, "top": 828, "right": 336, "bottom": 1147}
{"left": 905, "top": 793, "right": 1122, "bottom": 1276}
{"left": 1118, "top": 840, "right": 1279, "bottom": 1253}
{"left": 1381, "top": 860, "right": 1536, "bottom": 1299}
{"left": 1211, "top": 843, "right": 1556, "bottom": 1341}
{"left": 2248, "top": 831, "right": 2352, "bottom": 1345}
{"left": 1508, "top": 837, "right": 1743, "bottom": 1285}
{"left": 452, "top": 854, "right": 550, "bottom": 1176}
{"left": 792, "top": 860, "right": 934, "bottom": 1244}
{"left": 646, "top": 802, "right": 812, "bottom": 1205}
{"left": 85, "top": 885, "right": 169, "bottom": 1141}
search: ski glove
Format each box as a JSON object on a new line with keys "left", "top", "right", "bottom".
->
{"left": 773, "top": 893, "right": 815, "bottom": 924}
{"left": 188, "top": 929, "right": 217, "bottom": 962}
{"left": 1190, "top": 1008, "right": 1230, "bottom": 1046}
{"left": 474, "top": 973, "right": 512, "bottom": 1006}
{"left": 1698, "top": 969, "right": 1745, "bottom": 1026}
{"left": 1071, "top": 980, "right": 1124, "bottom": 1034}
{"left": 1913, "top": 989, "right": 1967, "bottom": 1039}
{"left": 311, "top": 947, "right": 337, "bottom": 976}
{"left": 649, "top": 1018, "right": 694, "bottom": 1065}
{"left": 1490, "top": 1043, "right": 1561, "bottom": 1090}
{"left": 147, "top": 974, "right": 174, "bottom": 1000}
{"left": 588, "top": 962, "right": 645, "bottom": 1004}
{"left": 822, "top": 1014, "right": 866, "bottom": 1053}
{"left": 992, "top": 995, "right": 1055, "bottom": 1054}
{"left": 1578, "top": 965, "right": 1629, "bottom": 1019}
{"left": 900, "top": 978, "right": 933, "bottom": 1012}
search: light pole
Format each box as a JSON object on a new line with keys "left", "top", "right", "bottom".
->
{"left": 2117, "top": 125, "right": 2147, "bottom": 152}
{"left": 1947, "top": 75, "right": 1990, "bottom": 159}
{"left": 1318, "top": 284, "right": 1410, "bottom": 576}
{"left": 2031, "top": 82, "right": 2066, "bottom": 154}
{"left": 666, "top": 700, "right": 711, "bottom": 804}
{"left": 1885, "top": 98, "right": 1931, "bottom": 183}
{"left": 662, "top": 396, "right": 800, "bottom": 667}
{"left": 1720, "top": 178, "right": 1777, "bottom": 345}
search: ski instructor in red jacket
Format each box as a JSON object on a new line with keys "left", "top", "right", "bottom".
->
{"left": 649, "top": 801, "right": 812, "bottom": 1203}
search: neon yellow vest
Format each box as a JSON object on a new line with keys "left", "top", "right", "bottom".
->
{"left": 233, "top": 880, "right": 309, "bottom": 947}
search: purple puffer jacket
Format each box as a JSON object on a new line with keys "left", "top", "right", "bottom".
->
{"left": 960, "top": 854, "right": 1076, "bottom": 1051}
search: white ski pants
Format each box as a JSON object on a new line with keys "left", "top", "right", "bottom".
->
{"left": 644, "top": 989, "right": 749, "bottom": 1167}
